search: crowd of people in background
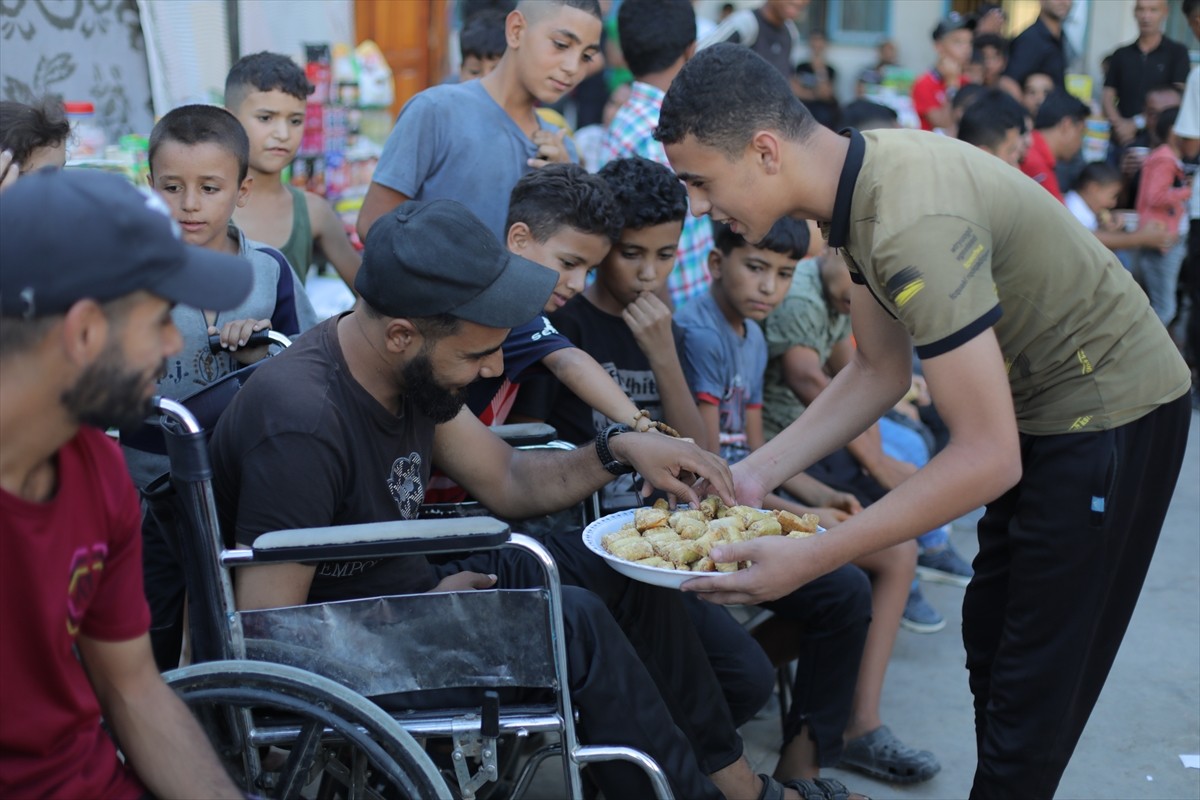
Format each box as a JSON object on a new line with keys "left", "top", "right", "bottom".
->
{"left": 1, "top": 1, "right": 1197, "bottom": 799}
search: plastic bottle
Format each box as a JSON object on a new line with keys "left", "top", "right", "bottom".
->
{"left": 63, "top": 101, "right": 107, "bottom": 161}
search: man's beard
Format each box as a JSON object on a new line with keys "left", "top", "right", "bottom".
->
{"left": 401, "top": 351, "right": 469, "bottom": 424}
{"left": 62, "top": 344, "right": 162, "bottom": 430}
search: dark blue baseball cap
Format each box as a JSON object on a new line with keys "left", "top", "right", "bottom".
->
{"left": 357, "top": 199, "right": 557, "bottom": 329}
{"left": 0, "top": 169, "right": 253, "bottom": 318}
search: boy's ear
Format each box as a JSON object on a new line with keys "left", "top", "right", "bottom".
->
{"left": 751, "top": 130, "right": 782, "bottom": 176}
{"left": 506, "top": 8, "right": 527, "bottom": 49}
{"left": 145, "top": 173, "right": 154, "bottom": 187}
{"left": 236, "top": 175, "right": 253, "bottom": 208}
{"left": 507, "top": 221, "right": 533, "bottom": 253}
{"left": 707, "top": 249, "right": 723, "bottom": 281}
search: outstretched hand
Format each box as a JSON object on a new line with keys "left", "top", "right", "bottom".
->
{"left": 608, "top": 432, "right": 735, "bottom": 507}
{"left": 680, "top": 534, "right": 829, "bottom": 604}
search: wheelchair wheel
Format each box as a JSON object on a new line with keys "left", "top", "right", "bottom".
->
{"left": 165, "top": 660, "right": 451, "bottom": 800}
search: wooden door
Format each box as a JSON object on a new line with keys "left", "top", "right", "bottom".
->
{"left": 355, "top": 0, "right": 450, "bottom": 119}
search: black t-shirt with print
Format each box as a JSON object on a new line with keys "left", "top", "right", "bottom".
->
{"left": 511, "top": 294, "right": 687, "bottom": 513}
{"left": 210, "top": 315, "right": 439, "bottom": 603}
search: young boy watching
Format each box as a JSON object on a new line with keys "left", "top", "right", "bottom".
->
{"left": 1066, "top": 161, "right": 1176, "bottom": 255}
{"left": 459, "top": 8, "right": 508, "bottom": 80}
{"left": 424, "top": 162, "right": 662, "bottom": 505}
{"left": 129, "top": 103, "right": 319, "bottom": 668}
{"left": 511, "top": 157, "right": 708, "bottom": 510}
{"left": 356, "top": 0, "right": 602, "bottom": 242}
{"left": 224, "top": 51, "right": 362, "bottom": 288}
{"left": 911, "top": 13, "right": 975, "bottom": 133}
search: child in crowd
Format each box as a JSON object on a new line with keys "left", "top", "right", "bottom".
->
{"left": 0, "top": 99, "right": 69, "bottom": 183}
{"left": 1067, "top": 161, "right": 1178, "bottom": 256}
{"left": 602, "top": 0, "right": 712, "bottom": 307}
{"left": 458, "top": 8, "right": 508, "bottom": 80}
{"left": 1021, "top": 71, "right": 1054, "bottom": 117}
{"left": 224, "top": 52, "right": 361, "bottom": 288}
{"left": 911, "top": 13, "right": 975, "bottom": 133}
{"left": 1135, "top": 106, "right": 1193, "bottom": 324}
{"left": 128, "top": 103, "right": 319, "bottom": 669}
{"left": 424, "top": 162, "right": 664, "bottom": 505}
{"left": 512, "top": 157, "right": 710, "bottom": 509}
{"left": 678, "top": 219, "right": 844, "bottom": 518}
{"left": 356, "top": 0, "right": 601, "bottom": 242}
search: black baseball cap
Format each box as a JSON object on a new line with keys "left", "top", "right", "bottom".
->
{"left": 0, "top": 169, "right": 252, "bottom": 318}
{"left": 356, "top": 199, "right": 558, "bottom": 329}
{"left": 933, "top": 11, "right": 975, "bottom": 40}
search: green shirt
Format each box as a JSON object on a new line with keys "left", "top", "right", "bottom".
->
{"left": 762, "top": 258, "right": 852, "bottom": 438}
{"left": 824, "top": 129, "right": 1188, "bottom": 435}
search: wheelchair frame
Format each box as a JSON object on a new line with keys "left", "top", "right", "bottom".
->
{"left": 151, "top": 396, "right": 671, "bottom": 800}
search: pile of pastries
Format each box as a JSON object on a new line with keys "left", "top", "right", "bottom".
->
{"left": 601, "top": 496, "right": 819, "bottom": 573}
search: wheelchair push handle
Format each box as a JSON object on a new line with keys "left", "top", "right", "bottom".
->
{"left": 208, "top": 329, "right": 292, "bottom": 354}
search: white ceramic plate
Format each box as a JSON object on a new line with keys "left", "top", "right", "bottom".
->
{"left": 582, "top": 507, "right": 823, "bottom": 590}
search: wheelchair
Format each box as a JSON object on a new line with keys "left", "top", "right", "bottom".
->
{"left": 140, "top": 345, "right": 673, "bottom": 800}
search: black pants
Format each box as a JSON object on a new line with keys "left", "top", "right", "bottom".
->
{"left": 963, "top": 395, "right": 1191, "bottom": 799}
{"left": 442, "top": 535, "right": 740, "bottom": 800}
{"left": 762, "top": 564, "right": 873, "bottom": 766}
{"left": 142, "top": 505, "right": 187, "bottom": 671}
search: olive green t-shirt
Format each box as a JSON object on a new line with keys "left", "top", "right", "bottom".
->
{"left": 825, "top": 129, "right": 1188, "bottom": 435}
{"left": 762, "top": 258, "right": 852, "bottom": 438}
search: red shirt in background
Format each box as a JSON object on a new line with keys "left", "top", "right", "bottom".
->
{"left": 1, "top": 427, "right": 151, "bottom": 799}
{"left": 1020, "top": 130, "right": 1064, "bottom": 202}
{"left": 911, "top": 70, "right": 966, "bottom": 132}
{"left": 1135, "top": 144, "right": 1192, "bottom": 234}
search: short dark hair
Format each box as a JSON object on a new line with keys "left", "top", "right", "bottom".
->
{"left": 952, "top": 82, "right": 988, "bottom": 113}
{"left": 841, "top": 99, "right": 898, "bottom": 130}
{"left": 958, "top": 88, "right": 1027, "bottom": 148}
{"left": 1183, "top": 0, "right": 1200, "bottom": 18}
{"left": 1156, "top": 105, "right": 1181, "bottom": 143}
{"left": 655, "top": 43, "right": 818, "bottom": 156}
{"left": 461, "top": 9, "right": 508, "bottom": 60}
{"left": 618, "top": 0, "right": 695, "bottom": 78}
{"left": 505, "top": 163, "right": 623, "bottom": 243}
{"left": 359, "top": 301, "right": 462, "bottom": 339}
{"left": 712, "top": 216, "right": 810, "bottom": 260}
{"left": 225, "top": 51, "right": 314, "bottom": 111}
{"left": 0, "top": 99, "right": 70, "bottom": 166}
{"left": 973, "top": 33, "right": 1008, "bottom": 56}
{"left": 149, "top": 104, "right": 250, "bottom": 183}
{"left": 1072, "top": 161, "right": 1121, "bottom": 191}
{"left": 1034, "top": 90, "right": 1089, "bottom": 130}
{"left": 597, "top": 157, "right": 688, "bottom": 230}
{"left": 516, "top": 0, "right": 602, "bottom": 22}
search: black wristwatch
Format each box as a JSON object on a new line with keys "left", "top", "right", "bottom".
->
{"left": 595, "top": 423, "right": 635, "bottom": 475}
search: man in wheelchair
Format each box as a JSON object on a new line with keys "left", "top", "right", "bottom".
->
{"left": 0, "top": 171, "right": 243, "bottom": 797}
{"left": 209, "top": 200, "right": 834, "bottom": 800}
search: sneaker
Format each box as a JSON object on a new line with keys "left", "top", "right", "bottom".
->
{"left": 840, "top": 725, "right": 941, "bottom": 784}
{"left": 917, "top": 543, "right": 974, "bottom": 588}
{"left": 901, "top": 586, "right": 946, "bottom": 634}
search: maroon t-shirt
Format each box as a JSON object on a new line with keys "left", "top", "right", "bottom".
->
{"left": 1, "top": 426, "right": 150, "bottom": 798}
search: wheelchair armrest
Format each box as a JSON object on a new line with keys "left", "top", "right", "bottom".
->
{"left": 251, "top": 517, "right": 510, "bottom": 564}
{"left": 490, "top": 422, "right": 558, "bottom": 447}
